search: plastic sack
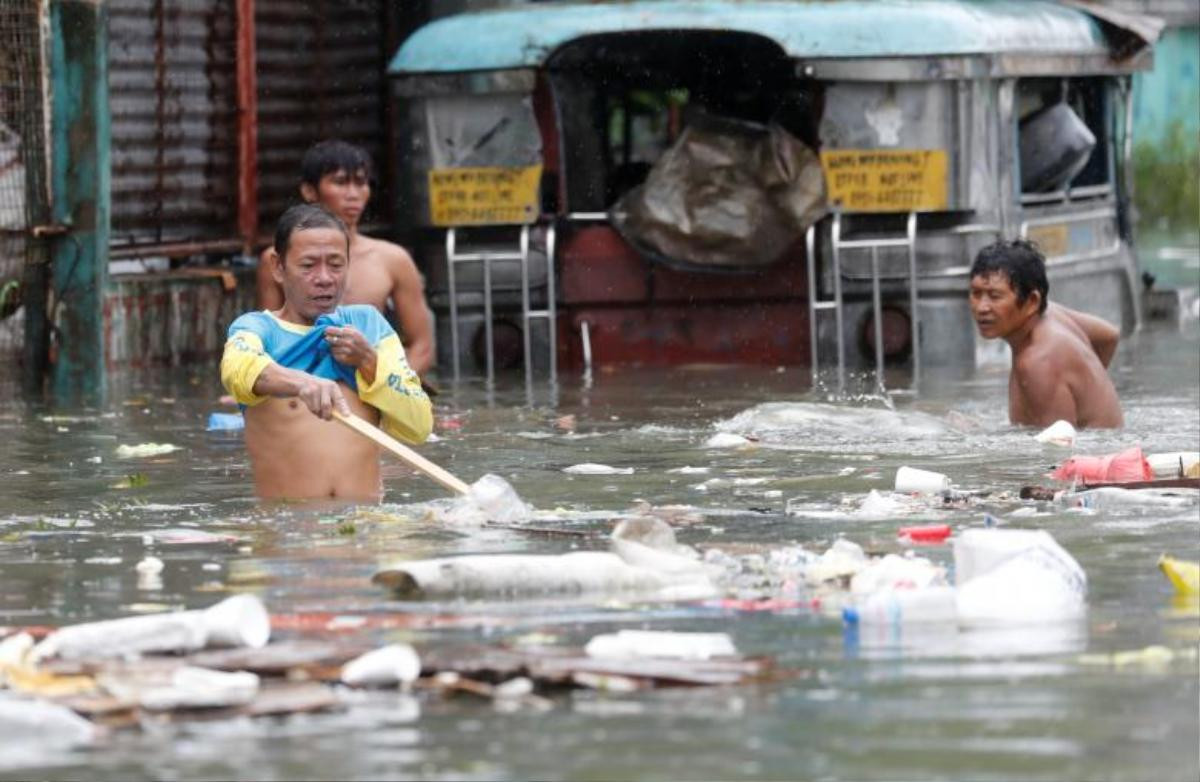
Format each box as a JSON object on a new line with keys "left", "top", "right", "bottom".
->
{"left": 1050, "top": 446, "right": 1153, "bottom": 484}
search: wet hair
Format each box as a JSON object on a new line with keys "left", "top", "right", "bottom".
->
{"left": 273, "top": 203, "right": 350, "bottom": 262}
{"left": 970, "top": 239, "right": 1049, "bottom": 314}
{"left": 299, "top": 139, "right": 373, "bottom": 187}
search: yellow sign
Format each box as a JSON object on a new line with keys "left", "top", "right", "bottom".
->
{"left": 429, "top": 165, "right": 542, "bottom": 226}
{"left": 820, "top": 149, "right": 948, "bottom": 212}
{"left": 1025, "top": 223, "right": 1070, "bottom": 259}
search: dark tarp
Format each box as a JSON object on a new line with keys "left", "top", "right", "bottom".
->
{"left": 610, "top": 116, "right": 825, "bottom": 272}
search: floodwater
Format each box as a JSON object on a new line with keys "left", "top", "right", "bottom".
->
{"left": 2, "top": 309, "right": 1198, "bottom": 780}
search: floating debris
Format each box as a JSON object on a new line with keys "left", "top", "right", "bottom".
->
{"left": 562, "top": 463, "right": 635, "bottom": 475}
{"left": 115, "top": 443, "right": 180, "bottom": 459}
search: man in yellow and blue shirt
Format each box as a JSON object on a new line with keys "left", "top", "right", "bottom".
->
{"left": 221, "top": 204, "right": 432, "bottom": 499}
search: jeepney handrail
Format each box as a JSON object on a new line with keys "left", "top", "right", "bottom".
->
{"left": 1020, "top": 183, "right": 1114, "bottom": 206}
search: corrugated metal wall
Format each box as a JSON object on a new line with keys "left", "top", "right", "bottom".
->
{"left": 255, "top": 0, "right": 390, "bottom": 231}
{"left": 108, "top": 0, "right": 240, "bottom": 248}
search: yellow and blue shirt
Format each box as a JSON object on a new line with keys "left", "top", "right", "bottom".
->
{"left": 220, "top": 305, "right": 432, "bottom": 444}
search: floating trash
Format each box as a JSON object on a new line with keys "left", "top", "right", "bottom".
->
{"left": 340, "top": 644, "right": 421, "bottom": 688}
{"left": 562, "top": 463, "right": 635, "bottom": 475}
{"left": 584, "top": 630, "right": 737, "bottom": 661}
{"left": 116, "top": 443, "right": 181, "bottom": 458}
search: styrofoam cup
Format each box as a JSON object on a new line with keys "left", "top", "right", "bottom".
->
{"left": 894, "top": 466, "right": 951, "bottom": 494}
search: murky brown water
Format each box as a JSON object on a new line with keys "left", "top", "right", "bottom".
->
{"left": 1, "top": 292, "right": 1198, "bottom": 780}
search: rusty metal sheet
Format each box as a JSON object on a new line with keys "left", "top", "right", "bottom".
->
{"left": 103, "top": 268, "right": 256, "bottom": 369}
{"left": 108, "top": 0, "right": 239, "bottom": 248}
{"left": 255, "top": 0, "right": 390, "bottom": 231}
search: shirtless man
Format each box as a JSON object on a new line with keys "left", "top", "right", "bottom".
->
{"left": 257, "top": 140, "right": 434, "bottom": 375}
{"left": 223, "top": 204, "right": 432, "bottom": 500}
{"left": 968, "top": 239, "right": 1123, "bottom": 428}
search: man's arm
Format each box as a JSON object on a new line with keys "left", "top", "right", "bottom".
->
{"left": 256, "top": 248, "right": 285, "bottom": 311}
{"left": 220, "top": 330, "right": 349, "bottom": 419}
{"left": 325, "top": 324, "right": 432, "bottom": 444}
{"left": 1012, "top": 351, "right": 1079, "bottom": 427}
{"left": 1049, "top": 302, "right": 1119, "bottom": 367}
{"left": 386, "top": 246, "right": 434, "bottom": 375}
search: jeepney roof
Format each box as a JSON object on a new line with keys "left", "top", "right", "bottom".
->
{"left": 389, "top": 0, "right": 1129, "bottom": 75}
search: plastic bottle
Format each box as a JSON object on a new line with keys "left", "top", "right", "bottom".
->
{"left": 1146, "top": 452, "right": 1200, "bottom": 479}
{"left": 842, "top": 585, "right": 958, "bottom": 626}
{"left": 1059, "top": 486, "right": 1195, "bottom": 510}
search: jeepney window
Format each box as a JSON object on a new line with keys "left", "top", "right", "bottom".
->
{"left": 547, "top": 31, "right": 802, "bottom": 212}
{"left": 1017, "top": 77, "right": 1112, "bottom": 197}
{"left": 605, "top": 89, "right": 688, "bottom": 203}
{"left": 423, "top": 93, "right": 542, "bottom": 169}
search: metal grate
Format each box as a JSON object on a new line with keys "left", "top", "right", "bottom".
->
{"left": 0, "top": 1, "right": 50, "bottom": 375}
{"left": 255, "top": 0, "right": 389, "bottom": 231}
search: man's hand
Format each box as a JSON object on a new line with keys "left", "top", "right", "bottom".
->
{"left": 251, "top": 363, "right": 352, "bottom": 420}
{"left": 294, "top": 374, "right": 351, "bottom": 420}
{"left": 325, "top": 325, "right": 378, "bottom": 384}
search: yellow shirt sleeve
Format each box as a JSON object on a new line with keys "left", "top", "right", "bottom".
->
{"left": 356, "top": 334, "right": 433, "bottom": 444}
{"left": 220, "top": 331, "right": 273, "bottom": 406}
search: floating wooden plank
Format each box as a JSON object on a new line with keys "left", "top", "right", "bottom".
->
{"left": 418, "top": 645, "right": 774, "bottom": 688}
{"left": 188, "top": 641, "right": 369, "bottom": 678}
{"left": 1079, "top": 477, "right": 1200, "bottom": 491}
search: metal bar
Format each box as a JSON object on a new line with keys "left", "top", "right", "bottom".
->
{"left": 109, "top": 238, "right": 244, "bottom": 260}
{"left": 482, "top": 251, "right": 494, "bottom": 384}
{"left": 446, "top": 228, "right": 460, "bottom": 383}
{"left": 581, "top": 320, "right": 592, "bottom": 373}
{"left": 870, "top": 245, "right": 884, "bottom": 392}
{"left": 835, "top": 237, "right": 913, "bottom": 250}
{"left": 235, "top": 0, "right": 258, "bottom": 255}
{"left": 1019, "top": 208, "right": 1118, "bottom": 233}
{"left": 906, "top": 211, "right": 920, "bottom": 391}
{"left": 546, "top": 222, "right": 558, "bottom": 384}
{"left": 831, "top": 214, "right": 846, "bottom": 394}
{"left": 519, "top": 225, "right": 532, "bottom": 389}
{"left": 445, "top": 251, "right": 525, "bottom": 261}
{"left": 805, "top": 221, "right": 819, "bottom": 389}
{"left": 49, "top": 0, "right": 111, "bottom": 401}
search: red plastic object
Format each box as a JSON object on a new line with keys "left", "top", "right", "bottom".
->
{"left": 897, "top": 524, "right": 953, "bottom": 544}
{"left": 1050, "top": 446, "right": 1154, "bottom": 484}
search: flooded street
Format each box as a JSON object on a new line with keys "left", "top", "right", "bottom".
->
{"left": 1, "top": 314, "right": 1198, "bottom": 781}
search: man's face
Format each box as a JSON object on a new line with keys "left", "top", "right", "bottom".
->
{"left": 272, "top": 227, "right": 349, "bottom": 323}
{"left": 301, "top": 167, "right": 370, "bottom": 228}
{"left": 969, "top": 272, "right": 1040, "bottom": 339}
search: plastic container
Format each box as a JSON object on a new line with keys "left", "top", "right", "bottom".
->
{"left": 1146, "top": 452, "right": 1200, "bottom": 479}
{"left": 206, "top": 412, "right": 245, "bottom": 432}
{"left": 897, "top": 524, "right": 953, "bottom": 544}
{"left": 842, "top": 585, "right": 958, "bottom": 626}
{"left": 341, "top": 644, "right": 422, "bottom": 688}
{"left": 1034, "top": 419, "right": 1076, "bottom": 447}
{"left": 894, "top": 466, "right": 951, "bottom": 494}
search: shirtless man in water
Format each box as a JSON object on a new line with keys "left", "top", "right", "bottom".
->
{"left": 224, "top": 204, "right": 432, "bottom": 499}
{"left": 969, "top": 239, "right": 1122, "bottom": 429}
{"left": 257, "top": 140, "right": 433, "bottom": 375}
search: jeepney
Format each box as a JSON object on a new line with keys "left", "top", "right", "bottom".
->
{"left": 388, "top": 0, "right": 1156, "bottom": 391}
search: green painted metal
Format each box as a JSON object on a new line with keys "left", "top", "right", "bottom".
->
{"left": 49, "top": 0, "right": 110, "bottom": 401}
{"left": 1134, "top": 25, "right": 1200, "bottom": 143}
{"left": 390, "top": 0, "right": 1112, "bottom": 75}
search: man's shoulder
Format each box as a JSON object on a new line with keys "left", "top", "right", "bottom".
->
{"left": 228, "top": 310, "right": 272, "bottom": 336}
{"left": 357, "top": 235, "right": 415, "bottom": 265}
{"left": 336, "top": 304, "right": 396, "bottom": 337}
